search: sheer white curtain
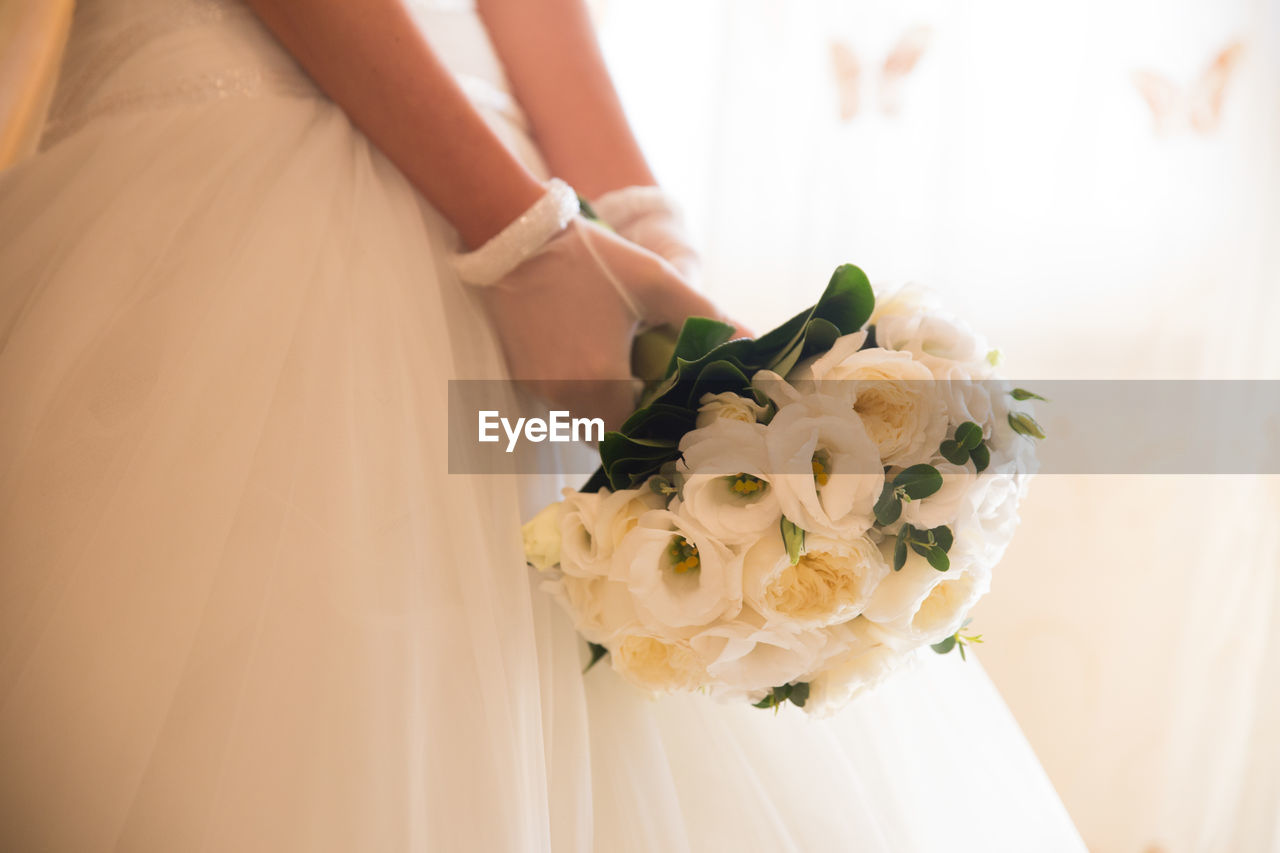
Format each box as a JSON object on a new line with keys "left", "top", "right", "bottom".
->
{"left": 597, "top": 1, "right": 1280, "bottom": 850}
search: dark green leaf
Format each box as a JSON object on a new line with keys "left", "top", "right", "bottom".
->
{"left": 1007, "top": 412, "right": 1047, "bottom": 440}
{"left": 584, "top": 642, "right": 609, "bottom": 673}
{"left": 787, "top": 682, "right": 810, "bottom": 708}
{"left": 939, "top": 439, "right": 969, "bottom": 466}
{"left": 894, "top": 464, "right": 943, "bottom": 501}
{"left": 780, "top": 517, "right": 806, "bottom": 566}
{"left": 970, "top": 442, "right": 990, "bottom": 473}
{"left": 873, "top": 481, "right": 902, "bottom": 525}
{"left": 931, "top": 634, "right": 958, "bottom": 655}
{"left": 663, "top": 317, "right": 737, "bottom": 378}
{"left": 893, "top": 528, "right": 909, "bottom": 571}
{"left": 925, "top": 547, "right": 951, "bottom": 572}
{"left": 954, "top": 421, "right": 984, "bottom": 450}
{"left": 1010, "top": 387, "right": 1048, "bottom": 402}
{"left": 929, "top": 525, "right": 954, "bottom": 552}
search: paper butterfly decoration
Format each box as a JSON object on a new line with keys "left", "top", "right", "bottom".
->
{"left": 829, "top": 26, "right": 932, "bottom": 121}
{"left": 1132, "top": 41, "right": 1245, "bottom": 136}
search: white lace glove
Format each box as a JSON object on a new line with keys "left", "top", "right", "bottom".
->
{"left": 453, "top": 180, "right": 727, "bottom": 429}
{"left": 591, "top": 186, "right": 701, "bottom": 285}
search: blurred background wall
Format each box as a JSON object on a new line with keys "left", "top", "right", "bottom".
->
{"left": 595, "top": 0, "right": 1280, "bottom": 850}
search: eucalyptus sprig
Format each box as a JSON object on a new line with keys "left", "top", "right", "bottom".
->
{"left": 931, "top": 619, "right": 984, "bottom": 660}
{"left": 938, "top": 420, "right": 991, "bottom": 473}
{"left": 873, "top": 463, "right": 943, "bottom": 526}
{"left": 752, "top": 681, "right": 810, "bottom": 712}
{"left": 893, "top": 522, "right": 955, "bottom": 572}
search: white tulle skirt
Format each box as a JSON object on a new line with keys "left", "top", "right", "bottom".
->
{"left": 0, "top": 1, "right": 1084, "bottom": 850}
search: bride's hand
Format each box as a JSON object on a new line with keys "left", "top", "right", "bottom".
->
{"left": 476, "top": 217, "right": 736, "bottom": 430}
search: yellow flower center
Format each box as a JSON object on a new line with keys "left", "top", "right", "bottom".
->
{"left": 811, "top": 452, "right": 831, "bottom": 488}
{"left": 667, "top": 535, "right": 701, "bottom": 574}
{"left": 729, "top": 473, "right": 765, "bottom": 496}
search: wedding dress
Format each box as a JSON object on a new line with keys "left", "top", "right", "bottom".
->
{"left": 0, "top": 0, "right": 1087, "bottom": 849}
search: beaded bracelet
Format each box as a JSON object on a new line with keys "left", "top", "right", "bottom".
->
{"left": 452, "top": 178, "right": 580, "bottom": 286}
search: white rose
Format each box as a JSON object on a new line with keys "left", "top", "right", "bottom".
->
{"left": 899, "top": 460, "right": 976, "bottom": 529}
{"left": 688, "top": 609, "right": 828, "bottom": 699}
{"left": 522, "top": 500, "right": 566, "bottom": 570}
{"left": 860, "top": 542, "right": 953, "bottom": 626}
{"left": 804, "top": 618, "right": 908, "bottom": 716}
{"left": 795, "top": 337, "right": 948, "bottom": 466}
{"left": 742, "top": 527, "right": 888, "bottom": 628}
{"left": 762, "top": 393, "right": 884, "bottom": 539}
{"left": 898, "top": 561, "right": 990, "bottom": 643}
{"left": 611, "top": 509, "right": 742, "bottom": 630}
{"left": 559, "top": 487, "right": 665, "bottom": 578}
{"left": 672, "top": 419, "right": 781, "bottom": 547}
{"left": 548, "top": 574, "right": 643, "bottom": 645}
{"left": 695, "top": 391, "right": 769, "bottom": 428}
{"left": 874, "top": 305, "right": 997, "bottom": 428}
{"left": 863, "top": 544, "right": 988, "bottom": 643}
{"left": 611, "top": 634, "right": 706, "bottom": 695}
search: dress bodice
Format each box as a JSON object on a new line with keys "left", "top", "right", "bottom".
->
{"left": 42, "top": 0, "right": 524, "bottom": 148}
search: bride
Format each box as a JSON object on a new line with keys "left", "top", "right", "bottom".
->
{"left": 0, "top": 0, "right": 1086, "bottom": 849}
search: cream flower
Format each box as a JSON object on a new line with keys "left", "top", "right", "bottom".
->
{"left": 695, "top": 391, "right": 769, "bottom": 428}
{"left": 611, "top": 509, "right": 742, "bottom": 630}
{"left": 558, "top": 486, "right": 665, "bottom": 578}
{"left": 804, "top": 618, "right": 907, "bottom": 716}
{"left": 688, "top": 610, "right": 828, "bottom": 700}
{"left": 743, "top": 528, "right": 888, "bottom": 628}
{"left": 761, "top": 392, "right": 884, "bottom": 539}
{"left": 863, "top": 543, "right": 988, "bottom": 644}
{"left": 546, "top": 573, "right": 641, "bottom": 645}
{"left": 672, "top": 419, "right": 781, "bottom": 547}
{"left": 795, "top": 336, "right": 948, "bottom": 466}
{"left": 612, "top": 634, "right": 706, "bottom": 695}
{"left": 522, "top": 500, "right": 566, "bottom": 570}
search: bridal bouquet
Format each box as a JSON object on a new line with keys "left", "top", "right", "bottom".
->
{"left": 522, "top": 265, "right": 1045, "bottom": 715}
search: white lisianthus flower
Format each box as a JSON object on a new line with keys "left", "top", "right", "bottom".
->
{"left": 742, "top": 527, "right": 888, "bottom": 628}
{"left": 611, "top": 509, "right": 743, "bottom": 630}
{"left": 546, "top": 574, "right": 641, "bottom": 645}
{"left": 793, "top": 335, "right": 948, "bottom": 466}
{"left": 899, "top": 562, "right": 990, "bottom": 643}
{"left": 672, "top": 419, "right": 780, "bottom": 547}
{"left": 899, "top": 460, "right": 976, "bottom": 529}
{"left": 522, "top": 500, "right": 566, "bottom": 570}
{"left": 559, "top": 487, "right": 665, "bottom": 578}
{"left": 688, "top": 609, "right": 828, "bottom": 699}
{"left": 611, "top": 634, "right": 706, "bottom": 695}
{"left": 695, "top": 391, "right": 769, "bottom": 428}
{"left": 804, "top": 618, "right": 909, "bottom": 716}
{"left": 761, "top": 392, "right": 884, "bottom": 539}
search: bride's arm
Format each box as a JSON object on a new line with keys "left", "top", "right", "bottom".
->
{"left": 475, "top": 0, "right": 657, "bottom": 199}
{"left": 244, "top": 0, "right": 545, "bottom": 249}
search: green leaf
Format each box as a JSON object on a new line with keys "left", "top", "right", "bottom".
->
{"left": 893, "top": 527, "right": 910, "bottom": 571}
{"left": 780, "top": 517, "right": 806, "bottom": 566}
{"left": 970, "top": 442, "right": 990, "bottom": 473}
{"left": 939, "top": 439, "right": 969, "bottom": 466}
{"left": 663, "top": 317, "right": 737, "bottom": 379}
{"left": 894, "top": 464, "right": 943, "bottom": 501}
{"left": 1007, "top": 412, "right": 1047, "bottom": 440}
{"left": 787, "top": 681, "right": 810, "bottom": 708}
{"left": 929, "top": 525, "right": 954, "bottom": 552}
{"left": 577, "top": 195, "right": 603, "bottom": 222}
{"left": 584, "top": 642, "right": 609, "bottom": 673}
{"left": 1010, "top": 387, "right": 1048, "bottom": 402}
{"left": 954, "top": 421, "right": 984, "bottom": 450}
{"left": 925, "top": 547, "right": 951, "bottom": 572}
{"left": 931, "top": 634, "right": 958, "bottom": 655}
{"left": 873, "top": 481, "right": 902, "bottom": 526}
